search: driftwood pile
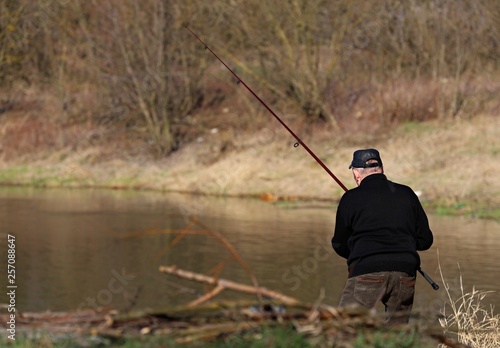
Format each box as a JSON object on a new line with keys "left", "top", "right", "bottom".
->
{"left": 2, "top": 265, "right": 377, "bottom": 343}
{"left": 1, "top": 265, "right": 466, "bottom": 347}
{"left": 1, "top": 296, "right": 411, "bottom": 345}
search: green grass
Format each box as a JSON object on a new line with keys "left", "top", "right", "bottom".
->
{"left": 400, "top": 121, "right": 435, "bottom": 134}
{"left": 425, "top": 200, "right": 500, "bottom": 220}
{"left": 0, "top": 165, "right": 30, "bottom": 182}
{"left": 0, "top": 324, "right": 426, "bottom": 348}
{"left": 0, "top": 326, "right": 310, "bottom": 348}
{"left": 354, "top": 328, "right": 421, "bottom": 348}
{"left": 2, "top": 334, "right": 168, "bottom": 348}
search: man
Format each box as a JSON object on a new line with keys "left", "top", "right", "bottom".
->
{"left": 332, "top": 148, "right": 433, "bottom": 324}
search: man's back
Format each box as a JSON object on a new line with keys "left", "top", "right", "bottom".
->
{"left": 332, "top": 173, "right": 433, "bottom": 277}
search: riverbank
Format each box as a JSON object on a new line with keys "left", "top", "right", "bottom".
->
{"left": 0, "top": 300, "right": 445, "bottom": 348}
{"left": 1, "top": 113, "right": 499, "bottom": 219}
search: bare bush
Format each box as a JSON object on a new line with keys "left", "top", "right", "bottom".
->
{"left": 83, "top": 1, "right": 208, "bottom": 156}
{"left": 0, "top": 0, "right": 498, "bottom": 156}
{"left": 0, "top": 0, "right": 66, "bottom": 84}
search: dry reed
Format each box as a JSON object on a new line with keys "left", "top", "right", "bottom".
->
{"left": 438, "top": 260, "right": 500, "bottom": 347}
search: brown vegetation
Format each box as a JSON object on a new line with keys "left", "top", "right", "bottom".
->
{"left": 0, "top": 1, "right": 499, "bottom": 215}
{"left": 438, "top": 263, "right": 500, "bottom": 348}
{"left": 0, "top": 0, "right": 498, "bottom": 159}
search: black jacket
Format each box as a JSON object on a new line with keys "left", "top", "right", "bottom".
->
{"left": 332, "top": 174, "right": 433, "bottom": 277}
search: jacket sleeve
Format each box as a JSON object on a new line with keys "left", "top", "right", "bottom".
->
{"left": 415, "top": 200, "right": 433, "bottom": 250}
{"left": 332, "top": 198, "right": 351, "bottom": 259}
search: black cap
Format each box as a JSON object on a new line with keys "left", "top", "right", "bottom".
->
{"left": 349, "top": 149, "right": 383, "bottom": 169}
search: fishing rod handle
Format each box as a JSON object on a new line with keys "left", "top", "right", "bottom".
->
{"left": 418, "top": 268, "right": 439, "bottom": 290}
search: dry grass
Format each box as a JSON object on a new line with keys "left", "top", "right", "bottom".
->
{"left": 0, "top": 75, "right": 499, "bottom": 218}
{"left": 438, "top": 260, "right": 500, "bottom": 347}
{"left": 383, "top": 114, "right": 500, "bottom": 205}
{"left": 1, "top": 112, "right": 499, "bottom": 217}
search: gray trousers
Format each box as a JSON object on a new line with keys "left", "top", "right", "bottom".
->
{"left": 339, "top": 271, "right": 416, "bottom": 324}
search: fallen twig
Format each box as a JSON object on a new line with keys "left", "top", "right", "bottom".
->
{"left": 159, "top": 265, "right": 299, "bottom": 305}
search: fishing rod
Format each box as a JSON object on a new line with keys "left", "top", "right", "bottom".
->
{"left": 186, "top": 26, "right": 439, "bottom": 291}
{"left": 185, "top": 26, "right": 347, "bottom": 192}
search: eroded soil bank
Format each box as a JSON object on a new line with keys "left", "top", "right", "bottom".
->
{"left": 1, "top": 114, "right": 499, "bottom": 219}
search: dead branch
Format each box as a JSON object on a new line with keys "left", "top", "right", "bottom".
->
{"left": 430, "top": 334, "right": 472, "bottom": 348}
{"left": 188, "top": 284, "right": 225, "bottom": 307}
{"left": 159, "top": 265, "right": 299, "bottom": 306}
{"left": 120, "top": 218, "right": 264, "bottom": 305}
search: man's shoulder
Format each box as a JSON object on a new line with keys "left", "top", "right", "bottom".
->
{"left": 339, "top": 187, "right": 360, "bottom": 204}
{"left": 390, "top": 180, "right": 413, "bottom": 190}
{"left": 390, "top": 181, "right": 420, "bottom": 198}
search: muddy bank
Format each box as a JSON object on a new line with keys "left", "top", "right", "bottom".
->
{"left": 0, "top": 115, "right": 499, "bottom": 218}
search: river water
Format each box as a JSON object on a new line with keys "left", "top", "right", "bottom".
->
{"left": 0, "top": 187, "right": 499, "bottom": 317}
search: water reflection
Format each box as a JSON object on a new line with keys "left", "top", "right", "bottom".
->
{"left": 0, "top": 187, "right": 498, "bottom": 315}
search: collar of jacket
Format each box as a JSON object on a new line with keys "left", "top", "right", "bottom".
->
{"left": 359, "top": 173, "right": 387, "bottom": 186}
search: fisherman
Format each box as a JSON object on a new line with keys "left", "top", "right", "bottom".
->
{"left": 332, "top": 149, "right": 434, "bottom": 324}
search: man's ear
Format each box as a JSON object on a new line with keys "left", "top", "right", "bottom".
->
{"left": 352, "top": 169, "right": 362, "bottom": 186}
